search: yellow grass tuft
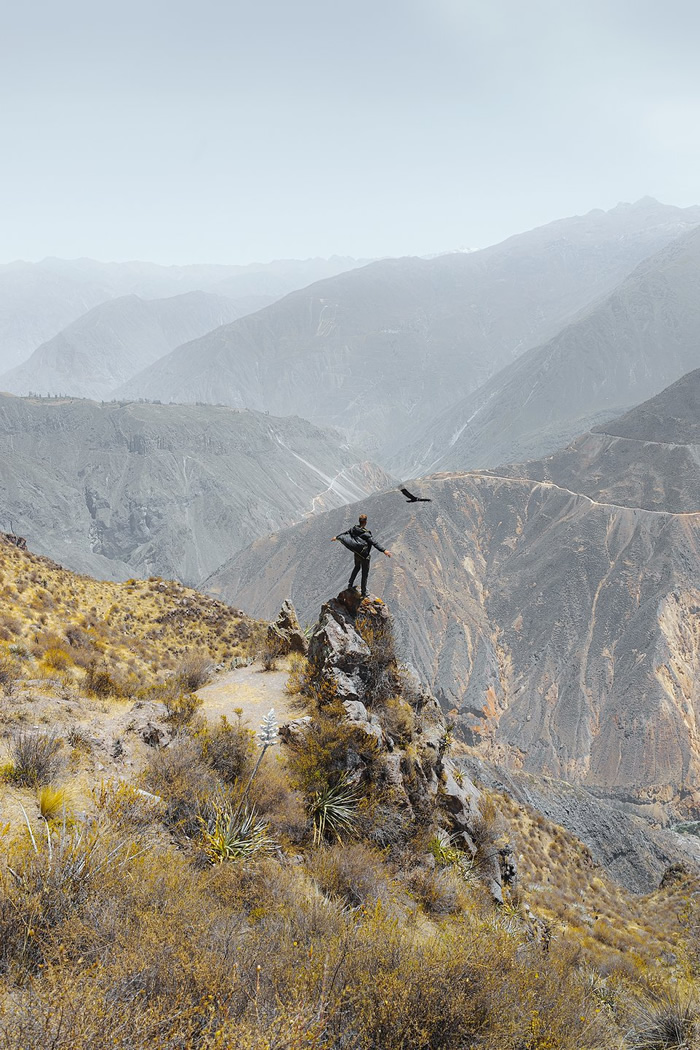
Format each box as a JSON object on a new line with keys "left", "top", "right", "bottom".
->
{"left": 38, "top": 784, "right": 69, "bottom": 820}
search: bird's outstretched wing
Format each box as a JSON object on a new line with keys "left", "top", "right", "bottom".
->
{"left": 400, "top": 486, "right": 432, "bottom": 502}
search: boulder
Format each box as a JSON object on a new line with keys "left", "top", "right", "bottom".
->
{"left": 267, "top": 599, "right": 308, "bottom": 655}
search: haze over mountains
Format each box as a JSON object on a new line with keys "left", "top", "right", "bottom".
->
{"left": 0, "top": 394, "right": 392, "bottom": 583}
{"left": 399, "top": 223, "right": 700, "bottom": 474}
{"left": 206, "top": 369, "right": 700, "bottom": 818}
{"left": 0, "top": 255, "right": 366, "bottom": 373}
{"left": 0, "top": 291, "right": 270, "bottom": 400}
{"left": 114, "top": 199, "right": 700, "bottom": 457}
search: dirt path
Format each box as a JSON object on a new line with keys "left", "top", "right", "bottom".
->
{"left": 196, "top": 659, "right": 300, "bottom": 731}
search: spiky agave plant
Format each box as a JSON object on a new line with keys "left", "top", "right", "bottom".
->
{"left": 311, "top": 772, "right": 359, "bottom": 846}
{"left": 199, "top": 708, "right": 279, "bottom": 863}
{"left": 200, "top": 802, "right": 274, "bottom": 863}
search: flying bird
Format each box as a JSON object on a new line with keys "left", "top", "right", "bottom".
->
{"left": 399, "top": 487, "right": 432, "bottom": 503}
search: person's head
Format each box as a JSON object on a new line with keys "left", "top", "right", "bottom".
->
{"left": 358, "top": 514, "right": 367, "bottom": 526}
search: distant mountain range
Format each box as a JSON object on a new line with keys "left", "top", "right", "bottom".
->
{"left": 113, "top": 198, "right": 700, "bottom": 458}
{"left": 205, "top": 369, "right": 700, "bottom": 817}
{"left": 0, "top": 255, "right": 367, "bottom": 372}
{"left": 397, "top": 223, "right": 700, "bottom": 474}
{"left": 0, "top": 394, "right": 392, "bottom": 583}
{"left": 0, "top": 291, "right": 273, "bottom": 400}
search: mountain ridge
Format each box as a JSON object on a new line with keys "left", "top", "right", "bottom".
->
{"left": 113, "top": 199, "right": 700, "bottom": 458}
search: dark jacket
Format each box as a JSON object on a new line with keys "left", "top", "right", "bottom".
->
{"left": 337, "top": 524, "right": 386, "bottom": 559}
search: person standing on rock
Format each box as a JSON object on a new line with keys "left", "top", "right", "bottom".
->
{"left": 332, "top": 513, "right": 392, "bottom": 597}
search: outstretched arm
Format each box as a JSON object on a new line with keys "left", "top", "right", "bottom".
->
{"left": 369, "top": 537, "right": 391, "bottom": 555}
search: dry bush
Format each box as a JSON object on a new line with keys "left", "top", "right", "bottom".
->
{"left": 10, "top": 730, "right": 62, "bottom": 786}
{"left": 356, "top": 615, "right": 398, "bottom": 703}
{"left": 142, "top": 736, "right": 217, "bottom": 834}
{"left": 0, "top": 654, "right": 19, "bottom": 696}
{"left": 247, "top": 754, "right": 309, "bottom": 844}
{"left": 95, "top": 780, "right": 164, "bottom": 831}
{"left": 380, "top": 696, "right": 415, "bottom": 745}
{"left": 174, "top": 654, "right": 213, "bottom": 692}
{"left": 196, "top": 713, "right": 255, "bottom": 784}
{"left": 285, "top": 698, "right": 382, "bottom": 799}
{"left": 259, "top": 639, "right": 280, "bottom": 672}
{"left": 406, "top": 864, "right": 468, "bottom": 915}
{"left": 84, "top": 663, "right": 121, "bottom": 698}
{"left": 306, "top": 841, "right": 396, "bottom": 910}
{"left": 285, "top": 651, "right": 309, "bottom": 696}
{"left": 41, "top": 646, "right": 72, "bottom": 671}
{"left": 162, "top": 689, "right": 203, "bottom": 728}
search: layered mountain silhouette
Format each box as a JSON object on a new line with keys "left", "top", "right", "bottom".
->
{"left": 206, "top": 370, "right": 700, "bottom": 816}
{"left": 0, "top": 394, "right": 392, "bottom": 583}
{"left": 398, "top": 224, "right": 700, "bottom": 474}
{"left": 114, "top": 199, "right": 700, "bottom": 457}
{"left": 0, "top": 291, "right": 271, "bottom": 400}
{"left": 0, "top": 256, "right": 366, "bottom": 373}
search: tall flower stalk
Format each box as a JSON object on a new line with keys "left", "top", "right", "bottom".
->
{"left": 230, "top": 708, "right": 278, "bottom": 828}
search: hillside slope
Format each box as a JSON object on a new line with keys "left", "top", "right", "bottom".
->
{"left": 115, "top": 199, "right": 700, "bottom": 457}
{"left": 0, "top": 395, "right": 392, "bottom": 583}
{"left": 206, "top": 372, "right": 700, "bottom": 814}
{"left": 0, "top": 291, "right": 267, "bottom": 399}
{"left": 399, "top": 225, "right": 700, "bottom": 474}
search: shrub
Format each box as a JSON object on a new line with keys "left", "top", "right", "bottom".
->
{"left": 285, "top": 652, "right": 309, "bottom": 696}
{"left": 10, "top": 730, "right": 62, "bottom": 787}
{"left": 196, "top": 713, "right": 255, "bottom": 784}
{"left": 93, "top": 779, "right": 163, "bottom": 830}
{"left": 406, "top": 865, "right": 467, "bottom": 915}
{"left": 381, "top": 696, "right": 415, "bottom": 745}
{"left": 174, "top": 654, "right": 213, "bottom": 692}
{"left": 286, "top": 698, "right": 381, "bottom": 798}
{"left": 162, "top": 689, "right": 202, "bottom": 727}
{"left": 356, "top": 613, "right": 398, "bottom": 703}
{"left": 143, "top": 736, "right": 217, "bottom": 834}
{"left": 84, "top": 663, "right": 120, "bottom": 698}
{"left": 307, "top": 841, "right": 395, "bottom": 909}
{"left": 42, "top": 647, "right": 72, "bottom": 671}
{"left": 0, "top": 654, "right": 19, "bottom": 696}
{"left": 259, "top": 640, "right": 280, "bottom": 672}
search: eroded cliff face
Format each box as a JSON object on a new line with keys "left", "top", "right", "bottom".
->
{"left": 207, "top": 374, "right": 700, "bottom": 815}
{"left": 0, "top": 395, "right": 393, "bottom": 584}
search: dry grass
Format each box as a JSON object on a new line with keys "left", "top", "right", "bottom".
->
{"left": 1, "top": 536, "right": 699, "bottom": 1049}
{"left": 0, "top": 539, "right": 264, "bottom": 699}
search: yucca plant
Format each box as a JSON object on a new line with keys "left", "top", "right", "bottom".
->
{"left": 311, "top": 772, "right": 359, "bottom": 846}
{"left": 199, "top": 801, "right": 274, "bottom": 863}
{"left": 627, "top": 993, "right": 698, "bottom": 1050}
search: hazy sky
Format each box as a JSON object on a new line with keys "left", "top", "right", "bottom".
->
{"left": 2, "top": 0, "right": 700, "bottom": 264}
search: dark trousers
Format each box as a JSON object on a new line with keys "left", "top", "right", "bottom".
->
{"left": 349, "top": 554, "right": 370, "bottom": 595}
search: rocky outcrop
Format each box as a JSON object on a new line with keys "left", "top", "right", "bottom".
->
{"left": 267, "top": 600, "right": 308, "bottom": 656}
{"left": 285, "top": 591, "right": 502, "bottom": 891}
